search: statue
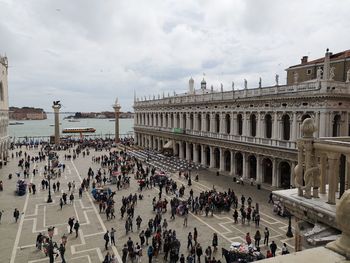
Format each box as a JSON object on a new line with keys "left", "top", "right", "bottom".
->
{"left": 347, "top": 69, "right": 350, "bottom": 83}
{"left": 275, "top": 74, "right": 279, "bottom": 86}
{"left": 258, "top": 77, "right": 262, "bottom": 88}
{"left": 232, "top": 81, "right": 235, "bottom": 90}
{"left": 317, "top": 67, "right": 323, "bottom": 80}
{"left": 53, "top": 100, "right": 61, "bottom": 106}
{"left": 210, "top": 85, "right": 214, "bottom": 92}
{"left": 244, "top": 79, "right": 247, "bottom": 89}
{"left": 293, "top": 72, "right": 298, "bottom": 84}
{"left": 329, "top": 66, "right": 335, "bottom": 80}
{"left": 220, "top": 83, "right": 223, "bottom": 92}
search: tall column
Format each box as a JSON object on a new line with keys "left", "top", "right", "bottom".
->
{"left": 256, "top": 112, "right": 261, "bottom": 138}
{"left": 256, "top": 155, "right": 262, "bottom": 184}
{"left": 230, "top": 113, "right": 235, "bottom": 135}
{"left": 272, "top": 158, "right": 277, "bottom": 187}
{"left": 315, "top": 111, "right": 320, "bottom": 137}
{"left": 327, "top": 153, "right": 340, "bottom": 204}
{"left": 193, "top": 144, "right": 199, "bottom": 163}
{"left": 201, "top": 145, "right": 206, "bottom": 166}
{"left": 242, "top": 112, "right": 247, "bottom": 136}
{"left": 230, "top": 150, "right": 235, "bottom": 175}
{"left": 52, "top": 101, "right": 62, "bottom": 145}
{"left": 292, "top": 112, "right": 297, "bottom": 141}
{"left": 242, "top": 152, "right": 247, "bottom": 178}
{"left": 273, "top": 112, "right": 278, "bottom": 140}
{"left": 209, "top": 146, "right": 215, "bottom": 168}
{"left": 320, "top": 154, "right": 327, "bottom": 194}
{"left": 202, "top": 113, "right": 206, "bottom": 132}
{"left": 219, "top": 148, "right": 225, "bottom": 172}
{"left": 210, "top": 113, "right": 215, "bottom": 133}
{"left": 346, "top": 154, "right": 350, "bottom": 190}
{"left": 290, "top": 162, "right": 296, "bottom": 187}
{"left": 220, "top": 113, "right": 225, "bottom": 134}
{"left": 186, "top": 113, "right": 191, "bottom": 130}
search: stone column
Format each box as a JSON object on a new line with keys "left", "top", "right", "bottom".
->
{"left": 290, "top": 162, "right": 296, "bottom": 187}
{"left": 202, "top": 113, "right": 206, "bottom": 132}
{"left": 201, "top": 145, "right": 206, "bottom": 166}
{"left": 193, "top": 144, "right": 199, "bottom": 163}
{"left": 273, "top": 112, "right": 278, "bottom": 140}
{"left": 327, "top": 153, "right": 340, "bottom": 204}
{"left": 209, "top": 146, "right": 215, "bottom": 168}
{"left": 345, "top": 113, "right": 349, "bottom": 136}
{"left": 179, "top": 142, "right": 184, "bottom": 159}
{"left": 52, "top": 102, "right": 62, "bottom": 145}
{"left": 219, "top": 148, "right": 225, "bottom": 172}
{"left": 163, "top": 113, "right": 166, "bottom": 128}
{"left": 194, "top": 113, "right": 198, "bottom": 131}
{"left": 186, "top": 142, "right": 191, "bottom": 161}
{"left": 230, "top": 150, "right": 235, "bottom": 176}
{"left": 347, "top": 155, "right": 350, "bottom": 191}
{"left": 315, "top": 111, "right": 320, "bottom": 138}
{"left": 256, "top": 112, "right": 261, "bottom": 138}
{"left": 292, "top": 112, "right": 297, "bottom": 141}
{"left": 242, "top": 152, "right": 247, "bottom": 178}
{"left": 220, "top": 113, "right": 225, "bottom": 134}
{"left": 272, "top": 158, "right": 277, "bottom": 187}
{"left": 320, "top": 154, "right": 327, "bottom": 194}
{"left": 242, "top": 112, "right": 248, "bottom": 136}
{"left": 210, "top": 113, "right": 215, "bottom": 133}
{"left": 186, "top": 113, "right": 191, "bottom": 130}
{"left": 230, "top": 112, "right": 235, "bottom": 135}
{"left": 256, "top": 155, "right": 262, "bottom": 184}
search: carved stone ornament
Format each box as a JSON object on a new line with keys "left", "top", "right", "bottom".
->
{"left": 301, "top": 118, "right": 316, "bottom": 138}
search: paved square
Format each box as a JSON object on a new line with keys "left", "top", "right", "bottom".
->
{"left": 0, "top": 146, "right": 294, "bottom": 262}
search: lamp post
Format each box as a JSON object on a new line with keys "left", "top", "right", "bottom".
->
{"left": 286, "top": 214, "right": 294, "bottom": 237}
{"left": 46, "top": 145, "right": 53, "bottom": 203}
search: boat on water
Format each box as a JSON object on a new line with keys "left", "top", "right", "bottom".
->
{"left": 9, "top": 122, "right": 24, "bottom": 125}
{"left": 50, "top": 123, "right": 62, "bottom": 126}
{"left": 68, "top": 119, "right": 80, "bottom": 122}
{"left": 62, "top": 127, "right": 96, "bottom": 134}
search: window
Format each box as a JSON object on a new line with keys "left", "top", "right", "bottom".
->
{"left": 306, "top": 69, "right": 312, "bottom": 75}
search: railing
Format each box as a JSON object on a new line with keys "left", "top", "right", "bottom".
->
{"left": 134, "top": 124, "right": 297, "bottom": 149}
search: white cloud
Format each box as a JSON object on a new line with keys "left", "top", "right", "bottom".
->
{"left": 0, "top": 0, "right": 349, "bottom": 111}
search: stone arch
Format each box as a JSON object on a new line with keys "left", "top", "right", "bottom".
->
{"left": 215, "top": 114, "right": 220, "bottom": 133}
{"left": 205, "top": 113, "right": 210, "bottom": 132}
{"left": 301, "top": 114, "right": 311, "bottom": 122}
{"left": 235, "top": 152, "right": 243, "bottom": 176}
{"left": 248, "top": 155, "right": 257, "bottom": 179}
{"left": 250, "top": 114, "right": 257, "bottom": 137}
{"left": 224, "top": 150, "right": 231, "bottom": 172}
{"left": 262, "top": 158, "right": 273, "bottom": 184}
{"left": 279, "top": 161, "right": 291, "bottom": 189}
{"left": 237, "top": 114, "right": 243, "bottom": 135}
{"left": 197, "top": 113, "right": 202, "bottom": 131}
{"left": 282, "top": 114, "right": 291, "bottom": 140}
{"left": 265, "top": 114, "right": 272, "bottom": 138}
{"left": 333, "top": 114, "right": 341, "bottom": 137}
{"left": 213, "top": 148, "right": 220, "bottom": 168}
{"left": 225, "top": 114, "right": 231, "bottom": 134}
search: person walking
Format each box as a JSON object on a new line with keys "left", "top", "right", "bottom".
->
{"left": 14, "top": 208, "right": 20, "bottom": 223}
{"left": 122, "top": 244, "right": 128, "bottom": 263}
{"left": 187, "top": 232, "right": 193, "bottom": 249}
{"left": 245, "top": 232, "right": 252, "bottom": 245}
{"left": 183, "top": 207, "right": 188, "bottom": 227}
{"left": 212, "top": 233, "right": 218, "bottom": 252}
{"left": 110, "top": 228, "right": 116, "bottom": 246}
{"left": 74, "top": 220, "right": 80, "bottom": 238}
{"left": 196, "top": 243, "right": 203, "bottom": 263}
{"left": 60, "top": 198, "right": 64, "bottom": 210}
{"left": 68, "top": 217, "right": 74, "bottom": 234}
{"left": 147, "top": 245, "right": 154, "bottom": 263}
{"left": 59, "top": 243, "right": 66, "bottom": 263}
{"left": 0, "top": 209, "right": 3, "bottom": 224}
{"left": 254, "top": 230, "right": 261, "bottom": 247}
{"left": 270, "top": 241, "right": 277, "bottom": 257}
{"left": 136, "top": 215, "right": 142, "bottom": 230}
{"left": 104, "top": 231, "right": 110, "bottom": 250}
{"left": 264, "top": 227, "right": 270, "bottom": 246}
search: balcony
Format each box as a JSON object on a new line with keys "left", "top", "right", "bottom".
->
{"left": 134, "top": 124, "right": 297, "bottom": 149}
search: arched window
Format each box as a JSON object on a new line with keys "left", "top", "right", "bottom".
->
{"left": 237, "top": 114, "right": 243, "bottom": 135}
{"left": 190, "top": 113, "right": 194, "bottom": 130}
{"left": 197, "top": 113, "right": 202, "bottom": 131}
{"left": 333, "top": 114, "right": 341, "bottom": 137}
{"left": 225, "top": 114, "right": 231, "bottom": 134}
{"left": 282, "top": 114, "right": 291, "bottom": 140}
{"left": 215, "top": 114, "right": 220, "bottom": 133}
{"left": 250, "top": 114, "right": 256, "bottom": 137}
{"left": 206, "top": 114, "right": 210, "bottom": 132}
{"left": 265, "top": 114, "right": 272, "bottom": 138}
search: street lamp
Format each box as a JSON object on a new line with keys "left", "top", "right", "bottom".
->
{"left": 286, "top": 214, "right": 294, "bottom": 238}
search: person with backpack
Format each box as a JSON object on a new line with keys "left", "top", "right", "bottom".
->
{"left": 147, "top": 245, "right": 154, "bottom": 263}
{"left": 104, "top": 231, "right": 110, "bottom": 250}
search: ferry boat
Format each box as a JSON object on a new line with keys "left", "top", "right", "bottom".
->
{"left": 62, "top": 127, "right": 96, "bottom": 134}
{"left": 9, "top": 122, "right": 24, "bottom": 125}
{"left": 68, "top": 119, "right": 80, "bottom": 122}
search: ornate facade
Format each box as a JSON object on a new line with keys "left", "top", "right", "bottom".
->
{"left": 133, "top": 49, "right": 350, "bottom": 189}
{"left": 0, "top": 55, "right": 10, "bottom": 165}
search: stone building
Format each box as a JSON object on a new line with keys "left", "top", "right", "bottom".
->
{"left": 9, "top": 107, "right": 47, "bottom": 120}
{"left": 0, "top": 55, "right": 10, "bottom": 165}
{"left": 133, "top": 49, "right": 350, "bottom": 189}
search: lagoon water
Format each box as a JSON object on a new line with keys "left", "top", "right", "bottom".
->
{"left": 9, "top": 114, "right": 134, "bottom": 139}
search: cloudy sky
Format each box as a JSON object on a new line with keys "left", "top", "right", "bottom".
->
{"left": 0, "top": 0, "right": 349, "bottom": 112}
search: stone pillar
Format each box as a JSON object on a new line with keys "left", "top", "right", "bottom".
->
{"left": 256, "top": 112, "right": 261, "bottom": 138}
{"left": 210, "top": 113, "right": 215, "bottom": 133}
{"left": 320, "top": 154, "right": 327, "bottom": 194}
{"left": 346, "top": 155, "right": 350, "bottom": 191}
{"left": 186, "top": 142, "right": 191, "bottom": 161}
{"left": 242, "top": 152, "right": 247, "bottom": 179}
{"left": 256, "top": 155, "right": 262, "bottom": 184}
{"left": 209, "top": 146, "right": 215, "bottom": 168}
{"left": 315, "top": 111, "right": 320, "bottom": 138}
{"left": 291, "top": 162, "right": 296, "bottom": 187}
{"left": 273, "top": 112, "right": 278, "bottom": 140}
{"left": 186, "top": 113, "right": 191, "bottom": 130}
{"left": 230, "top": 150, "right": 235, "bottom": 176}
{"left": 201, "top": 145, "right": 206, "bottom": 166}
{"left": 272, "top": 158, "right": 277, "bottom": 187}
{"left": 193, "top": 144, "right": 199, "bottom": 163}
{"left": 345, "top": 113, "right": 349, "bottom": 136}
{"left": 52, "top": 102, "right": 62, "bottom": 145}
{"left": 163, "top": 113, "right": 167, "bottom": 128}
{"left": 242, "top": 112, "right": 248, "bottom": 136}
{"left": 230, "top": 112, "right": 235, "bottom": 135}
{"left": 219, "top": 148, "right": 225, "bottom": 172}
{"left": 327, "top": 153, "right": 340, "bottom": 204}
{"left": 220, "top": 113, "right": 225, "bottom": 134}
{"left": 179, "top": 142, "right": 184, "bottom": 159}
{"left": 202, "top": 113, "right": 206, "bottom": 132}
{"left": 292, "top": 112, "right": 297, "bottom": 141}
{"left": 194, "top": 113, "right": 198, "bottom": 131}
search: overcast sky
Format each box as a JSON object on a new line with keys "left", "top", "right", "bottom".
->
{"left": 1, "top": 0, "right": 349, "bottom": 112}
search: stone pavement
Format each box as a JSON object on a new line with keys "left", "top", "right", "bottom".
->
{"left": 0, "top": 147, "right": 294, "bottom": 263}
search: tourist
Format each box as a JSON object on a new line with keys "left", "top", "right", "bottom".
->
{"left": 103, "top": 251, "right": 111, "bottom": 263}
{"left": 196, "top": 243, "right": 203, "bottom": 263}
{"left": 13, "top": 208, "right": 20, "bottom": 223}
{"left": 136, "top": 215, "right": 142, "bottom": 230}
{"left": 68, "top": 217, "right": 74, "bottom": 234}
{"left": 74, "top": 220, "right": 80, "bottom": 238}
{"left": 122, "top": 244, "right": 128, "bottom": 263}
{"left": 254, "top": 230, "right": 261, "bottom": 247}
{"left": 212, "top": 233, "right": 218, "bottom": 252}
{"left": 266, "top": 250, "right": 273, "bottom": 258}
{"left": 264, "top": 227, "right": 270, "bottom": 246}
{"left": 59, "top": 243, "right": 66, "bottom": 263}
{"left": 104, "top": 231, "right": 110, "bottom": 250}
{"left": 245, "top": 232, "right": 252, "bottom": 245}
{"left": 59, "top": 198, "right": 63, "bottom": 210}
{"left": 282, "top": 243, "right": 289, "bottom": 255}
{"left": 270, "top": 241, "right": 277, "bottom": 257}
{"left": 0, "top": 209, "right": 3, "bottom": 224}
{"left": 110, "top": 228, "right": 116, "bottom": 246}
{"left": 187, "top": 232, "right": 193, "bottom": 249}
{"left": 147, "top": 245, "right": 154, "bottom": 263}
